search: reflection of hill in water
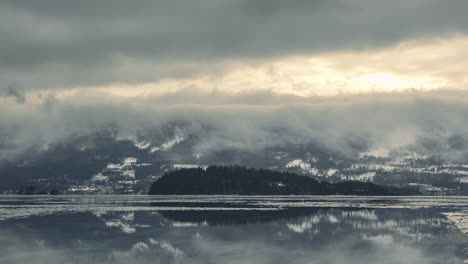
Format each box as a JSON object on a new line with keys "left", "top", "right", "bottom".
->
{"left": 156, "top": 207, "right": 322, "bottom": 225}
{"left": 1, "top": 206, "right": 467, "bottom": 264}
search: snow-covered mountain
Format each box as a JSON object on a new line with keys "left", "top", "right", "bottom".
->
{"left": 1, "top": 123, "right": 467, "bottom": 195}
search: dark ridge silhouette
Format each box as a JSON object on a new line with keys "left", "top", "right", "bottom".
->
{"left": 149, "top": 166, "right": 421, "bottom": 195}
{"left": 17, "top": 186, "right": 61, "bottom": 195}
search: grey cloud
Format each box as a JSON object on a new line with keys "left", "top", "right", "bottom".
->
{"left": 1, "top": 89, "right": 468, "bottom": 162}
{"left": 2, "top": 84, "right": 26, "bottom": 104}
{"left": 1, "top": 0, "right": 468, "bottom": 89}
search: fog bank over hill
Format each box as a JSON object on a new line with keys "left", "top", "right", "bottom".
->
{"left": 2, "top": 1, "right": 468, "bottom": 195}
{"left": 1, "top": 89, "right": 468, "bottom": 163}
{"left": 1, "top": 89, "right": 467, "bottom": 195}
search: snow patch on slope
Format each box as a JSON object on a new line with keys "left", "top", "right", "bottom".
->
{"left": 150, "top": 135, "right": 185, "bottom": 153}
{"left": 104, "top": 158, "right": 137, "bottom": 179}
{"left": 344, "top": 172, "right": 376, "bottom": 182}
{"left": 135, "top": 141, "right": 151, "bottom": 150}
{"left": 458, "top": 177, "right": 468, "bottom": 183}
{"left": 91, "top": 173, "right": 108, "bottom": 182}
{"left": 359, "top": 147, "right": 390, "bottom": 158}
{"left": 326, "top": 169, "right": 338, "bottom": 176}
{"left": 286, "top": 159, "right": 319, "bottom": 176}
{"left": 173, "top": 164, "right": 208, "bottom": 170}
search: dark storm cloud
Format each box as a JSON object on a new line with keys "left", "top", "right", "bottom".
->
{"left": 1, "top": 0, "right": 468, "bottom": 89}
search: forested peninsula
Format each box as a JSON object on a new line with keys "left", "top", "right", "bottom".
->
{"left": 149, "top": 166, "right": 420, "bottom": 195}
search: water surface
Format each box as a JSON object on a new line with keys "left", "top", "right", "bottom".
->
{"left": 0, "top": 195, "right": 467, "bottom": 264}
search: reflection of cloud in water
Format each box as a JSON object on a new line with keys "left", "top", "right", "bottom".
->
{"left": 0, "top": 196, "right": 467, "bottom": 263}
{"left": 94, "top": 211, "right": 136, "bottom": 233}
{"left": 287, "top": 221, "right": 313, "bottom": 233}
{"left": 286, "top": 213, "right": 339, "bottom": 233}
{"left": 172, "top": 221, "right": 208, "bottom": 228}
{"left": 148, "top": 239, "right": 184, "bottom": 258}
{"left": 111, "top": 238, "right": 185, "bottom": 263}
{"left": 443, "top": 211, "right": 468, "bottom": 236}
{"left": 362, "top": 234, "right": 394, "bottom": 245}
{"left": 342, "top": 210, "right": 378, "bottom": 220}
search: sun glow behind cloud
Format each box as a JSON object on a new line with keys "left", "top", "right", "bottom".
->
{"left": 37, "top": 34, "right": 468, "bottom": 104}
{"left": 3, "top": 34, "right": 468, "bottom": 161}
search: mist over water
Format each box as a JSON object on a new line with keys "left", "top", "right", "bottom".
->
{"left": 0, "top": 195, "right": 466, "bottom": 264}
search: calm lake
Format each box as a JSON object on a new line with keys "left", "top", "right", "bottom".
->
{"left": 0, "top": 195, "right": 467, "bottom": 264}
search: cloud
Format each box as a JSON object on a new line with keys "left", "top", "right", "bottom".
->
{"left": 1, "top": 0, "right": 468, "bottom": 90}
{"left": 1, "top": 1, "right": 468, "bottom": 162}
{"left": 2, "top": 84, "right": 26, "bottom": 104}
{"left": 1, "top": 88, "right": 468, "bottom": 162}
{"left": 79, "top": 35, "right": 468, "bottom": 98}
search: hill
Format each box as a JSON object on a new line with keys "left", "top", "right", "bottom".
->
{"left": 149, "top": 166, "right": 420, "bottom": 195}
{"left": 2, "top": 125, "right": 467, "bottom": 195}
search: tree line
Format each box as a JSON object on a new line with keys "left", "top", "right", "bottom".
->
{"left": 149, "top": 166, "right": 420, "bottom": 195}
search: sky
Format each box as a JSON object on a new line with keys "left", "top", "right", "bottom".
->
{"left": 1, "top": 0, "right": 468, "bottom": 161}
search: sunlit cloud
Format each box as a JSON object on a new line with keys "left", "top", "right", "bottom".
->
{"left": 3, "top": 31, "right": 468, "bottom": 162}
{"left": 36, "top": 34, "right": 467, "bottom": 104}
